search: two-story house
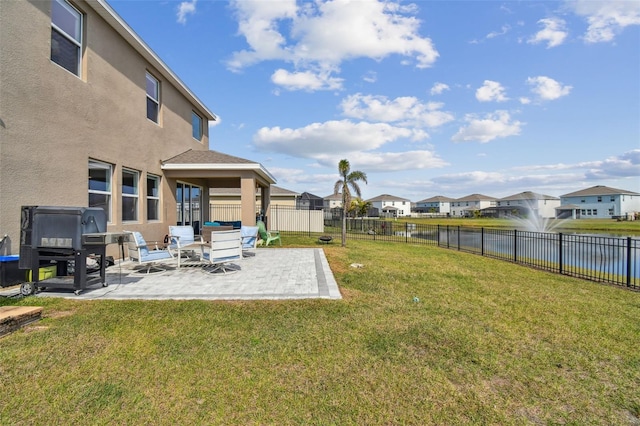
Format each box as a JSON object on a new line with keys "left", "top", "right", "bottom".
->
{"left": 450, "top": 194, "right": 497, "bottom": 217}
{"left": 323, "top": 193, "right": 343, "bottom": 210}
{"left": 558, "top": 185, "right": 640, "bottom": 220}
{"left": 366, "top": 194, "right": 412, "bottom": 218}
{"left": 414, "top": 195, "right": 454, "bottom": 215}
{"left": 0, "top": 0, "right": 276, "bottom": 256}
{"left": 494, "top": 191, "right": 560, "bottom": 219}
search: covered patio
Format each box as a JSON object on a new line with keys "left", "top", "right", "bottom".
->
{"left": 161, "top": 149, "right": 277, "bottom": 231}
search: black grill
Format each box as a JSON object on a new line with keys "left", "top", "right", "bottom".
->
{"left": 19, "top": 206, "right": 109, "bottom": 294}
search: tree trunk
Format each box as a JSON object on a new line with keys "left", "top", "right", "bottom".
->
{"left": 341, "top": 208, "right": 347, "bottom": 247}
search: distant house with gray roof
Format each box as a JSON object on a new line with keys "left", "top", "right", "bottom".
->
{"left": 450, "top": 194, "right": 496, "bottom": 217}
{"left": 366, "top": 194, "right": 412, "bottom": 217}
{"left": 558, "top": 185, "right": 640, "bottom": 219}
{"left": 415, "top": 195, "right": 454, "bottom": 214}
{"left": 493, "top": 191, "right": 560, "bottom": 219}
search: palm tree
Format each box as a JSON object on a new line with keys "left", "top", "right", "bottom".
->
{"left": 334, "top": 159, "right": 367, "bottom": 247}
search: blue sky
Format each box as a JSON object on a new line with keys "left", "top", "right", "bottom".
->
{"left": 108, "top": 0, "right": 640, "bottom": 201}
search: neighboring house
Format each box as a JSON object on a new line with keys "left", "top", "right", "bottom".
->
{"left": 558, "top": 185, "right": 640, "bottom": 220}
{"left": 0, "top": 0, "right": 275, "bottom": 256}
{"left": 323, "top": 193, "right": 343, "bottom": 210}
{"left": 367, "top": 194, "right": 412, "bottom": 217}
{"left": 414, "top": 195, "right": 454, "bottom": 214}
{"left": 493, "top": 191, "right": 560, "bottom": 219}
{"left": 297, "top": 192, "right": 324, "bottom": 210}
{"left": 450, "top": 194, "right": 497, "bottom": 217}
{"left": 209, "top": 185, "right": 299, "bottom": 208}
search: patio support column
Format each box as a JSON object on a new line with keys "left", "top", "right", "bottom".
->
{"left": 241, "top": 177, "right": 257, "bottom": 226}
{"left": 262, "top": 186, "right": 271, "bottom": 227}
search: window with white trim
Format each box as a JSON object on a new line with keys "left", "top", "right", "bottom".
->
{"left": 51, "top": 0, "right": 82, "bottom": 76}
{"left": 88, "top": 160, "right": 112, "bottom": 222}
{"left": 146, "top": 72, "right": 160, "bottom": 123}
{"left": 122, "top": 168, "right": 139, "bottom": 222}
{"left": 192, "top": 111, "right": 203, "bottom": 140}
{"left": 147, "top": 174, "right": 160, "bottom": 221}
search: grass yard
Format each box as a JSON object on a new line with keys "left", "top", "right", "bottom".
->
{"left": 1, "top": 238, "right": 639, "bottom": 425}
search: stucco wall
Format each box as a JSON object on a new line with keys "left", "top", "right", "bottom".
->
{"left": 0, "top": 0, "right": 210, "bottom": 255}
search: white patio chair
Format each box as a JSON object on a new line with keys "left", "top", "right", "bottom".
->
{"left": 125, "top": 231, "right": 174, "bottom": 273}
{"left": 200, "top": 229, "right": 242, "bottom": 274}
{"left": 240, "top": 225, "right": 259, "bottom": 258}
{"left": 168, "top": 225, "right": 205, "bottom": 267}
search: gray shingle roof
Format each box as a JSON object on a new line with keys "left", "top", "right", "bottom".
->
{"left": 454, "top": 193, "right": 496, "bottom": 202}
{"left": 561, "top": 185, "right": 639, "bottom": 197}
{"left": 163, "top": 149, "right": 255, "bottom": 165}
{"left": 499, "top": 191, "right": 559, "bottom": 201}
{"left": 366, "top": 194, "right": 411, "bottom": 202}
{"left": 416, "top": 195, "right": 455, "bottom": 203}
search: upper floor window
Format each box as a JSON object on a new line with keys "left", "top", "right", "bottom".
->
{"left": 597, "top": 196, "right": 602, "bottom": 202}
{"left": 51, "top": 0, "right": 82, "bottom": 76}
{"left": 146, "top": 72, "right": 160, "bottom": 123}
{"left": 192, "top": 112, "right": 203, "bottom": 140}
{"left": 88, "top": 160, "right": 112, "bottom": 222}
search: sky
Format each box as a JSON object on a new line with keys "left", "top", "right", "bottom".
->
{"left": 108, "top": 0, "right": 640, "bottom": 201}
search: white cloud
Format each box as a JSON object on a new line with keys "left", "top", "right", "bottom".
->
{"left": 476, "top": 80, "right": 509, "bottom": 102}
{"left": 208, "top": 116, "right": 222, "bottom": 128}
{"left": 271, "top": 69, "right": 344, "bottom": 91}
{"left": 340, "top": 93, "right": 454, "bottom": 128}
{"left": 487, "top": 24, "right": 511, "bottom": 39}
{"left": 566, "top": 0, "right": 640, "bottom": 43}
{"left": 519, "top": 97, "right": 531, "bottom": 105}
{"left": 527, "top": 76, "right": 572, "bottom": 101}
{"left": 430, "top": 82, "right": 450, "bottom": 95}
{"left": 528, "top": 18, "right": 568, "bottom": 48}
{"left": 584, "top": 149, "right": 640, "bottom": 179}
{"left": 227, "top": 0, "right": 438, "bottom": 89}
{"left": 319, "top": 150, "right": 449, "bottom": 172}
{"left": 451, "top": 111, "right": 523, "bottom": 143}
{"left": 177, "top": 0, "right": 197, "bottom": 25}
{"left": 253, "top": 120, "right": 427, "bottom": 158}
{"left": 363, "top": 71, "right": 377, "bottom": 83}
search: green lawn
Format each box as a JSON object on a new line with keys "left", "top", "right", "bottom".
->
{"left": 1, "top": 239, "right": 639, "bottom": 425}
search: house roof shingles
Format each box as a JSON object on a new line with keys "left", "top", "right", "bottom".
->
{"left": 499, "top": 191, "right": 559, "bottom": 201}
{"left": 454, "top": 193, "right": 496, "bottom": 202}
{"left": 163, "top": 149, "right": 254, "bottom": 165}
{"left": 416, "top": 195, "right": 455, "bottom": 203}
{"left": 561, "top": 185, "right": 639, "bottom": 198}
{"left": 367, "top": 194, "right": 411, "bottom": 203}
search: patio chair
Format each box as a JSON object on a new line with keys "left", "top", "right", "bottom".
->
{"left": 257, "top": 220, "right": 281, "bottom": 246}
{"left": 201, "top": 229, "right": 242, "bottom": 273}
{"left": 125, "top": 231, "right": 174, "bottom": 273}
{"left": 168, "top": 225, "right": 205, "bottom": 266}
{"left": 240, "top": 225, "right": 259, "bottom": 257}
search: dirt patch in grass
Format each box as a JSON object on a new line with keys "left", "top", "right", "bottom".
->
{"left": 45, "top": 310, "right": 75, "bottom": 319}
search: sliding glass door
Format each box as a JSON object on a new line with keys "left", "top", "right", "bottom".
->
{"left": 176, "top": 183, "right": 202, "bottom": 234}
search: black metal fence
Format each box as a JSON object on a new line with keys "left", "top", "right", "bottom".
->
{"left": 305, "top": 210, "right": 639, "bottom": 291}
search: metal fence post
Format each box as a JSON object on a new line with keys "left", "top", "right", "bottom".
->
{"left": 558, "top": 233, "right": 563, "bottom": 275}
{"left": 513, "top": 229, "right": 518, "bottom": 262}
{"left": 481, "top": 227, "right": 484, "bottom": 256}
{"left": 627, "top": 237, "right": 632, "bottom": 288}
{"left": 457, "top": 226, "right": 461, "bottom": 251}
